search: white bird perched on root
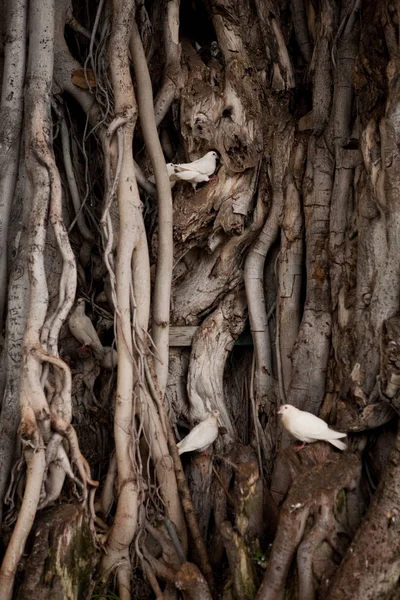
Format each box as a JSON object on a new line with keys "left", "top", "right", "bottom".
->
{"left": 148, "top": 163, "right": 177, "bottom": 189}
{"left": 168, "top": 150, "right": 219, "bottom": 191}
{"left": 68, "top": 298, "right": 105, "bottom": 360}
{"left": 177, "top": 410, "right": 220, "bottom": 455}
{"left": 278, "top": 404, "right": 347, "bottom": 451}
{"left": 100, "top": 346, "right": 118, "bottom": 370}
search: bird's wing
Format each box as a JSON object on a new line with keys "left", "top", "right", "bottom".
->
{"left": 322, "top": 427, "right": 347, "bottom": 440}
{"left": 173, "top": 169, "right": 209, "bottom": 183}
{"left": 69, "top": 322, "right": 90, "bottom": 345}
{"left": 177, "top": 423, "right": 207, "bottom": 452}
{"left": 177, "top": 419, "right": 217, "bottom": 453}
{"left": 80, "top": 317, "right": 102, "bottom": 345}
{"left": 287, "top": 411, "right": 329, "bottom": 441}
{"left": 174, "top": 159, "right": 204, "bottom": 173}
{"left": 291, "top": 412, "right": 346, "bottom": 442}
{"left": 70, "top": 315, "right": 104, "bottom": 355}
{"left": 296, "top": 411, "right": 347, "bottom": 440}
{"left": 174, "top": 156, "right": 213, "bottom": 175}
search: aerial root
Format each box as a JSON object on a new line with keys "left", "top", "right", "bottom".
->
{"left": 50, "top": 415, "right": 98, "bottom": 503}
{"left": 256, "top": 450, "right": 361, "bottom": 600}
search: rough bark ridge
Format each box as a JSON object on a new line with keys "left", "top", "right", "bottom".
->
{"left": 0, "top": 0, "right": 399, "bottom": 598}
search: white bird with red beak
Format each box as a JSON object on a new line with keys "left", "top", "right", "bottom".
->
{"left": 278, "top": 404, "right": 347, "bottom": 451}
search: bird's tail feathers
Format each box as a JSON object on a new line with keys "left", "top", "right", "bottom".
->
{"left": 328, "top": 430, "right": 347, "bottom": 439}
{"left": 328, "top": 438, "right": 347, "bottom": 451}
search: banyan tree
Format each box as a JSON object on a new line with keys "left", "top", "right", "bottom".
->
{"left": 0, "top": 0, "right": 399, "bottom": 598}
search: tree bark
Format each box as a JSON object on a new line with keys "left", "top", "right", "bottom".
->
{"left": 1, "top": 0, "right": 400, "bottom": 598}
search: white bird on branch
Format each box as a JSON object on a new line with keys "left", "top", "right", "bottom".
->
{"left": 278, "top": 404, "right": 347, "bottom": 451}
{"left": 101, "top": 346, "right": 118, "bottom": 370}
{"left": 148, "top": 162, "right": 177, "bottom": 189}
{"left": 169, "top": 150, "right": 219, "bottom": 190}
{"left": 177, "top": 410, "right": 220, "bottom": 455}
{"left": 68, "top": 298, "right": 105, "bottom": 360}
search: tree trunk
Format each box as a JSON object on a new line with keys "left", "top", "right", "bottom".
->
{"left": 0, "top": 0, "right": 399, "bottom": 598}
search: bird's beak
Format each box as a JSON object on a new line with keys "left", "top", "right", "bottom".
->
{"left": 277, "top": 407, "right": 283, "bottom": 415}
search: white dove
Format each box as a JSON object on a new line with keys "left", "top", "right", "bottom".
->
{"left": 149, "top": 163, "right": 177, "bottom": 189}
{"left": 101, "top": 346, "right": 118, "bottom": 370}
{"left": 68, "top": 299, "right": 105, "bottom": 360}
{"left": 177, "top": 410, "right": 220, "bottom": 455}
{"left": 169, "top": 151, "right": 219, "bottom": 190}
{"left": 278, "top": 404, "right": 347, "bottom": 451}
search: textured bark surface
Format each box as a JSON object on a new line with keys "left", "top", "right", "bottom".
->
{"left": 0, "top": 0, "right": 400, "bottom": 598}
{"left": 326, "top": 426, "right": 400, "bottom": 600}
{"left": 17, "top": 505, "right": 96, "bottom": 600}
